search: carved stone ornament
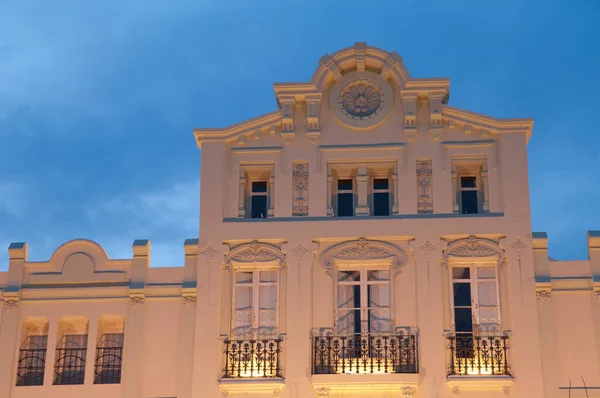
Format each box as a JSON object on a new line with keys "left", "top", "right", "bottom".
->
{"left": 319, "top": 237, "right": 407, "bottom": 276}
{"left": 595, "top": 290, "right": 600, "bottom": 299}
{"left": 291, "top": 243, "right": 308, "bottom": 262}
{"left": 536, "top": 290, "right": 551, "bottom": 301}
{"left": 503, "top": 385, "right": 510, "bottom": 395}
{"left": 442, "top": 235, "right": 506, "bottom": 268}
{"left": 416, "top": 160, "right": 433, "bottom": 213}
{"left": 200, "top": 244, "right": 218, "bottom": 264}
{"left": 129, "top": 296, "right": 145, "bottom": 307}
{"left": 223, "top": 240, "right": 288, "bottom": 270}
{"left": 452, "top": 385, "right": 460, "bottom": 395}
{"left": 3, "top": 299, "right": 20, "bottom": 311}
{"left": 339, "top": 79, "right": 383, "bottom": 120}
{"left": 402, "top": 387, "right": 415, "bottom": 397}
{"left": 292, "top": 163, "right": 309, "bottom": 216}
{"left": 315, "top": 387, "right": 330, "bottom": 397}
{"left": 182, "top": 296, "right": 197, "bottom": 307}
{"left": 273, "top": 388, "right": 281, "bottom": 398}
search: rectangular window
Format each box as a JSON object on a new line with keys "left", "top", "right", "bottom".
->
{"left": 372, "top": 178, "right": 390, "bottom": 216}
{"left": 451, "top": 265, "right": 500, "bottom": 336}
{"left": 337, "top": 179, "right": 354, "bottom": 217}
{"left": 233, "top": 270, "right": 278, "bottom": 338}
{"left": 336, "top": 268, "right": 392, "bottom": 335}
{"left": 250, "top": 181, "right": 268, "bottom": 218}
{"left": 94, "top": 333, "right": 124, "bottom": 384}
{"left": 16, "top": 335, "right": 48, "bottom": 386}
{"left": 459, "top": 175, "right": 480, "bottom": 214}
{"left": 54, "top": 334, "right": 88, "bottom": 385}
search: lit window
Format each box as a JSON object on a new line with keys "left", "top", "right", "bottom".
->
{"left": 232, "top": 270, "right": 278, "bottom": 338}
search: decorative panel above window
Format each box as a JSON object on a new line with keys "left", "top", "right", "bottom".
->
{"left": 292, "top": 163, "right": 308, "bottom": 216}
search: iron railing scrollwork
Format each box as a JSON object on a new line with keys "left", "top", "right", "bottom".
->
{"left": 54, "top": 348, "right": 87, "bottom": 385}
{"left": 94, "top": 346, "right": 123, "bottom": 384}
{"left": 223, "top": 338, "right": 283, "bottom": 378}
{"left": 447, "top": 334, "right": 511, "bottom": 376}
{"left": 16, "top": 348, "right": 47, "bottom": 386}
{"left": 312, "top": 334, "right": 418, "bottom": 374}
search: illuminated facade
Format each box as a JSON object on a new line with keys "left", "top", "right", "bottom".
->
{"left": 1, "top": 43, "right": 599, "bottom": 398}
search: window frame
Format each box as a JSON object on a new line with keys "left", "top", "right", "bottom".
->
{"left": 231, "top": 267, "right": 280, "bottom": 339}
{"left": 335, "top": 177, "right": 355, "bottom": 217}
{"left": 248, "top": 180, "right": 269, "bottom": 219}
{"left": 457, "top": 173, "right": 482, "bottom": 214}
{"left": 370, "top": 176, "right": 391, "bottom": 216}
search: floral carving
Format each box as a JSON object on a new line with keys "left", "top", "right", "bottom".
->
{"left": 224, "top": 240, "right": 287, "bottom": 270}
{"left": 416, "top": 160, "right": 433, "bottom": 213}
{"left": 3, "top": 299, "right": 19, "bottom": 311}
{"left": 182, "top": 296, "right": 197, "bottom": 307}
{"left": 510, "top": 238, "right": 528, "bottom": 253}
{"left": 339, "top": 80, "right": 383, "bottom": 120}
{"left": 200, "top": 245, "right": 218, "bottom": 264}
{"left": 402, "top": 387, "right": 415, "bottom": 398}
{"left": 320, "top": 237, "right": 407, "bottom": 276}
{"left": 536, "top": 290, "right": 551, "bottom": 301}
{"left": 315, "top": 387, "right": 330, "bottom": 397}
{"left": 442, "top": 235, "right": 505, "bottom": 268}
{"left": 418, "top": 240, "right": 438, "bottom": 254}
{"left": 129, "top": 296, "right": 145, "bottom": 307}
{"left": 273, "top": 388, "right": 281, "bottom": 398}
{"left": 293, "top": 163, "right": 309, "bottom": 216}
{"left": 291, "top": 243, "right": 308, "bottom": 262}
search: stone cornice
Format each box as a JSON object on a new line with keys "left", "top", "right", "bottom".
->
{"left": 194, "top": 110, "right": 281, "bottom": 147}
{"left": 443, "top": 106, "right": 534, "bottom": 142}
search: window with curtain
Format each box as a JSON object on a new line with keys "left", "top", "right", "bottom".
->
{"left": 54, "top": 334, "right": 88, "bottom": 385}
{"left": 336, "top": 268, "right": 392, "bottom": 335}
{"left": 232, "top": 269, "right": 278, "bottom": 339}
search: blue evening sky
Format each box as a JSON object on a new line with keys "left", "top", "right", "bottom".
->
{"left": 1, "top": 0, "right": 599, "bottom": 269}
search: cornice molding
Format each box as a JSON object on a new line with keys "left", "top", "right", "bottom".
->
{"left": 443, "top": 106, "right": 533, "bottom": 142}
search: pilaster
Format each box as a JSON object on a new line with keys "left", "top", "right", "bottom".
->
{"left": 84, "top": 317, "right": 99, "bottom": 385}
{"left": 0, "top": 242, "right": 27, "bottom": 397}
{"left": 122, "top": 239, "right": 150, "bottom": 398}
{"left": 279, "top": 96, "right": 295, "bottom": 144}
{"left": 306, "top": 94, "right": 321, "bottom": 144}
{"left": 177, "top": 239, "right": 199, "bottom": 398}
{"left": 238, "top": 175, "right": 245, "bottom": 217}
{"left": 326, "top": 167, "right": 333, "bottom": 216}
{"left": 428, "top": 92, "right": 444, "bottom": 141}
{"left": 401, "top": 92, "right": 418, "bottom": 142}
{"left": 355, "top": 165, "right": 369, "bottom": 216}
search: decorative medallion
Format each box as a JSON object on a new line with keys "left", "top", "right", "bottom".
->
{"left": 339, "top": 80, "right": 383, "bottom": 120}
{"left": 319, "top": 237, "right": 407, "bottom": 276}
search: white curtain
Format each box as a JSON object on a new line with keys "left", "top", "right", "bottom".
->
{"left": 476, "top": 266, "right": 499, "bottom": 334}
{"left": 233, "top": 271, "right": 254, "bottom": 338}
{"left": 258, "top": 271, "right": 277, "bottom": 337}
{"left": 367, "top": 270, "right": 392, "bottom": 333}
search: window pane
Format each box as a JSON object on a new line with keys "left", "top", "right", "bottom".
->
{"left": 453, "top": 282, "right": 472, "bottom": 306}
{"left": 259, "top": 270, "right": 277, "bottom": 283}
{"left": 454, "top": 308, "right": 473, "bottom": 332}
{"left": 27, "top": 335, "right": 48, "bottom": 350}
{"left": 452, "top": 267, "right": 470, "bottom": 279}
{"left": 234, "top": 286, "right": 253, "bottom": 337}
{"left": 259, "top": 285, "right": 277, "bottom": 310}
{"left": 373, "top": 192, "right": 390, "bottom": 216}
{"left": 338, "top": 270, "right": 360, "bottom": 282}
{"left": 477, "top": 267, "right": 496, "bottom": 279}
{"left": 369, "top": 308, "right": 393, "bottom": 333}
{"left": 373, "top": 178, "right": 389, "bottom": 190}
{"left": 368, "top": 284, "right": 391, "bottom": 308}
{"left": 461, "top": 191, "right": 479, "bottom": 214}
{"left": 251, "top": 196, "right": 268, "bottom": 218}
{"left": 337, "top": 285, "right": 360, "bottom": 309}
{"left": 64, "top": 335, "right": 88, "bottom": 349}
{"left": 101, "top": 333, "right": 124, "bottom": 347}
{"left": 337, "top": 193, "right": 354, "bottom": 217}
{"left": 337, "top": 179, "right": 353, "bottom": 190}
{"left": 460, "top": 176, "right": 477, "bottom": 188}
{"left": 367, "top": 270, "right": 390, "bottom": 281}
{"left": 477, "top": 281, "right": 498, "bottom": 306}
{"left": 235, "top": 271, "right": 253, "bottom": 284}
{"left": 252, "top": 181, "right": 267, "bottom": 193}
{"left": 336, "top": 309, "right": 361, "bottom": 336}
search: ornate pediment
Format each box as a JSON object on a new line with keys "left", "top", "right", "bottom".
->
{"left": 319, "top": 237, "right": 407, "bottom": 276}
{"left": 223, "top": 240, "right": 287, "bottom": 270}
{"left": 442, "top": 235, "right": 506, "bottom": 267}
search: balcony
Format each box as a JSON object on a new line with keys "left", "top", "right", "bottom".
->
{"left": 312, "top": 334, "right": 418, "bottom": 375}
{"left": 16, "top": 348, "right": 46, "bottom": 386}
{"left": 94, "top": 345, "right": 123, "bottom": 384}
{"left": 222, "top": 337, "right": 283, "bottom": 379}
{"left": 447, "top": 334, "right": 511, "bottom": 376}
{"left": 53, "top": 347, "right": 87, "bottom": 385}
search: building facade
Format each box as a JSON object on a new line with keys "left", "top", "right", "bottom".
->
{"left": 1, "top": 43, "right": 599, "bottom": 398}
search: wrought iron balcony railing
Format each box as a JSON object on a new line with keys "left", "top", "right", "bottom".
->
{"left": 223, "top": 338, "right": 283, "bottom": 378}
{"left": 53, "top": 348, "right": 87, "bottom": 385}
{"left": 312, "top": 334, "right": 418, "bottom": 375}
{"left": 94, "top": 346, "right": 123, "bottom": 384}
{"left": 16, "top": 348, "right": 47, "bottom": 386}
{"left": 447, "top": 334, "right": 511, "bottom": 376}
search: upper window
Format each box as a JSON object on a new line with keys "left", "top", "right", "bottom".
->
{"left": 54, "top": 334, "right": 88, "bottom": 385}
{"left": 239, "top": 164, "right": 274, "bottom": 219}
{"left": 250, "top": 181, "right": 268, "bottom": 219}
{"left": 232, "top": 269, "right": 278, "bottom": 339}
{"left": 453, "top": 161, "right": 486, "bottom": 215}
{"left": 94, "top": 333, "right": 124, "bottom": 384}
{"left": 336, "top": 267, "right": 392, "bottom": 335}
{"left": 336, "top": 179, "right": 354, "bottom": 217}
{"left": 17, "top": 334, "right": 48, "bottom": 386}
{"left": 372, "top": 178, "right": 390, "bottom": 216}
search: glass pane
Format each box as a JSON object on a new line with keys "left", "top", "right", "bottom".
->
{"left": 259, "top": 285, "right": 277, "bottom": 310}
{"left": 477, "top": 267, "right": 496, "bottom": 279}
{"left": 460, "top": 176, "right": 476, "bottom": 188}
{"left": 27, "top": 335, "right": 48, "bottom": 349}
{"left": 453, "top": 283, "right": 472, "bottom": 307}
{"left": 373, "top": 178, "right": 389, "bottom": 190}
{"left": 336, "top": 309, "right": 361, "bottom": 336}
{"left": 101, "top": 333, "right": 124, "bottom": 347}
{"left": 257, "top": 310, "right": 277, "bottom": 336}
{"left": 64, "top": 335, "right": 88, "bottom": 349}
{"left": 454, "top": 308, "right": 473, "bottom": 332}
{"left": 234, "top": 285, "right": 253, "bottom": 337}
{"left": 452, "top": 267, "right": 470, "bottom": 279}
{"left": 251, "top": 196, "right": 268, "bottom": 218}
{"left": 369, "top": 308, "right": 393, "bottom": 333}
{"left": 235, "top": 271, "right": 253, "bottom": 284}
{"left": 373, "top": 192, "right": 390, "bottom": 216}
{"left": 461, "top": 191, "right": 479, "bottom": 214}
{"left": 337, "top": 179, "right": 353, "bottom": 190}
{"left": 235, "top": 286, "right": 253, "bottom": 310}
{"left": 252, "top": 181, "right": 267, "bottom": 193}
{"left": 260, "top": 270, "right": 277, "bottom": 283}
{"left": 337, "top": 285, "right": 359, "bottom": 309}
{"left": 367, "top": 270, "right": 390, "bottom": 281}
{"left": 368, "top": 284, "right": 391, "bottom": 308}
{"left": 338, "top": 270, "right": 360, "bottom": 282}
{"left": 337, "top": 193, "right": 354, "bottom": 217}
{"left": 477, "top": 281, "right": 498, "bottom": 306}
